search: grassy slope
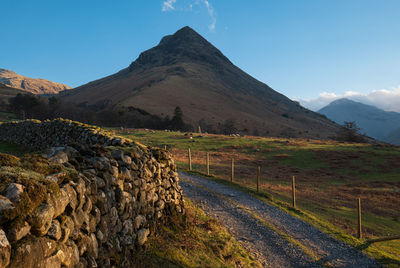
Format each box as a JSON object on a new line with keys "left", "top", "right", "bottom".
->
{"left": 0, "top": 141, "right": 260, "bottom": 267}
{"left": 113, "top": 129, "right": 400, "bottom": 266}
{"left": 134, "top": 199, "right": 260, "bottom": 267}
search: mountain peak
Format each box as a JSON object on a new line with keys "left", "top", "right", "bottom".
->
{"left": 330, "top": 98, "right": 354, "bottom": 105}
{"left": 159, "top": 26, "right": 206, "bottom": 46}
{"left": 129, "top": 26, "right": 229, "bottom": 71}
{"left": 167, "top": 26, "right": 199, "bottom": 38}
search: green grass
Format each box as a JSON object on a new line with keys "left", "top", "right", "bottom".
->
{"left": 269, "top": 150, "right": 328, "bottom": 170}
{"left": 116, "top": 129, "right": 400, "bottom": 183}
{"left": 181, "top": 169, "right": 400, "bottom": 267}
{"left": 0, "top": 142, "right": 28, "bottom": 156}
{"left": 114, "top": 129, "right": 400, "bottom": 265}
{"left": 133, "top": 199, "right": 261, "bottom": 267}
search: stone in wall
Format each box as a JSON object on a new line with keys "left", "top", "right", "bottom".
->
{"left": 0, "top": 119, "right": 185, "bottom": 267}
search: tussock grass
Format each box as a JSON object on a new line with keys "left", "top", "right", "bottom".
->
{"left": 132, "top": 199, "right": 261, "bottom": 267}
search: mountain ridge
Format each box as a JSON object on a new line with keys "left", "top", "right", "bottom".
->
{"left": 319, "top": 98, "right": 400, "bottom": 144}
{"left": 61, "top": 26, "right": 341, "bottom": 139}
{"left": 0, "top": 68, "right": 71, "bottom": 95}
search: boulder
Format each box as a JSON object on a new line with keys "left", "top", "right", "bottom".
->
{"left": 58, "top": 240, "right": 79, "bottom": 267}
{"left": 48, "top": 188, "right": 69, "bottom": 217}
{"left": 134, "top": 215, "right": 146, "bottom": 229}
{"left": 45, "top": 172, "right": 67, "bottom": 184}
{"left": 48, "top": 151, "right": 69, "bottom": 164}
{"left": 87, "top": 233, "right": 98, "bottom": 259}
{"left": 0, "top": 196, "right": 14, "bottom": 219}
{"left": 7, "top": 221, "right": 30, "bottom": 243}
{"left": 63, "top": 184, "right": 78, "bottom": 210}
{"left": 76, "top": 233, "right": 91, "bottom": 256}
{"left": 4, "top": 183, "right": 24, "bottom": 203}
{"left": 137, "top": 228, "right": 150, "bottom": 246}
{"left": 112, "top": 149, "right": 123, "bottom": 160}
{"left": 47, "top": 220, "right": 62, "bottom": 240}
{"left": 60, "top": 216, "right": 74, "bottom": 243}
{"left": 10, "top": 237, "right": 56, "bottom": 268}
{"left": 0, "top": 229, "right": 10, "bottom": 268}
{"left": 30, "top": 203, "right": 55, "bottom": 236}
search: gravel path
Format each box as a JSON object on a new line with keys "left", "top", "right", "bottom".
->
{"left": 179, "top": 172, "right": 381, "bottom": 268}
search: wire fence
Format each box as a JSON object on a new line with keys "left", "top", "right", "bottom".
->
{"left": 180, "top": 147, "right": 399, "bottom": 243}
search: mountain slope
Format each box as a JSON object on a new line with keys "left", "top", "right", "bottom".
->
{"left": 319, "top": 98, "right": 400, "bottom": 144}
{"left": 62, "top": 26, "right": 340, "bottom": 139}
{"left": 385, "top": 128, "right": 400, "bottom": 145}
{"left": 0, "top": 69, "right": 70, "bottom": 94}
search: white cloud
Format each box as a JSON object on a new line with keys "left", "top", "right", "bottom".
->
{"left": 162, "top": 0, "right": 176, "bottom": 12}
{"left": 161, "top": 0, "right": 216, "bottom": 31}
{"left": 199, "top": 0, "right": 216, "bottom": 31}
{"left": 298, "top": 85, "right": 400, "bottom": 113}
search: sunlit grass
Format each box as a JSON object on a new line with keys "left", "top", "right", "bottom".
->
{"left": 115, "top": 128, "right": 400, "bottom": 263}
{"left": 133, "top": 199, "right": 261, "bottom": 267}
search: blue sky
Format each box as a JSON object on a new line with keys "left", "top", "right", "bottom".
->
{"left": 1, "top": 0, "right": 400, "bottom": 111}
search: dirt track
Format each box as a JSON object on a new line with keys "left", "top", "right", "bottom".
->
{"left": 179, "top": 172, "right": 381, "bottom": 268}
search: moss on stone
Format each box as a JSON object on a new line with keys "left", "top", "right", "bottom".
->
{"left": 0, "top": 154, "right": 69, "bottom": 221}
{"left": 0, "top": 153, "right": 20, "bottom": 167}
{"left": 20, "top": 156, "right": 63, "bottom": 176}
{"left": 1, "top": 179, "right": 47, "bottom": 221}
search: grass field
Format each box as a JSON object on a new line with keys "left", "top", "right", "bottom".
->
{"left": 114, "top": 128, "right": 400, "bottom": 264}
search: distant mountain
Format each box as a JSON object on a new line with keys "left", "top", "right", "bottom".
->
{"left": 385, "top": 128, "right": 400, "bottom": 145}
{"left": 319, "top": 98, "right": 400, "bottom": 144}
{"left": 61, "top": 26, "right": 340, "bottom": 139}
{"left": 0, "top": 69, "right": 70, "bottom": 95}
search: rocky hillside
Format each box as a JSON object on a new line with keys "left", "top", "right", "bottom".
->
{"left": 0, "top": 69, "right": 70, "bottom": 95}
{"left": 319, "top": 98, "right": 400, "bottom": 144}
{"left": 62, "top": 26, "right": 341, "bottom": 139}
{"left": 0, "top": 119, "right": 184, "bottom": 267}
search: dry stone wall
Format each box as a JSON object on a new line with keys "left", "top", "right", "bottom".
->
{"left": 0, "top": 119, "right": 129, "bottom": 150}
{"left": 0, "top": 119, "right": 185, "bottom": 267}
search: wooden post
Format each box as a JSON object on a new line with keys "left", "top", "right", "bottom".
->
{"left": 292, "top": 176, "right": 296, "bottom": 208}
{"left": 357, "top": 198, "right": 362, "bottom": 239}
{"left": 206, "top": 152, "right": 210, "bottom": 176}
{"left": 188, "top": 148, "right": 192, "bottom": 171}
{"left": 198, "top": 125, "right": 202, "bottom": 134}
{"left": 257, "top": 166, "right": 261, "bottom": 192}
{"left": 231, "top": 159, "right": 234, "bottom": 182}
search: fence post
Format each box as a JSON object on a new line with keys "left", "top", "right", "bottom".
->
{"left": 292, "top": 176, "right": 296, "bottom": 208}
{"left": 231, "top": 159, "right": 234, "bottom": 182}
{"left": 188, "top": 148, "right": 192, "bottom": 171}
{"left": 257, "top": 166, "right": 261, "bottom": 192}
{"left": 206, "top": 152, "right": 210, "bottom": 176}
{"left": 357, "top": 198, "right": 362, "bottom": 239}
